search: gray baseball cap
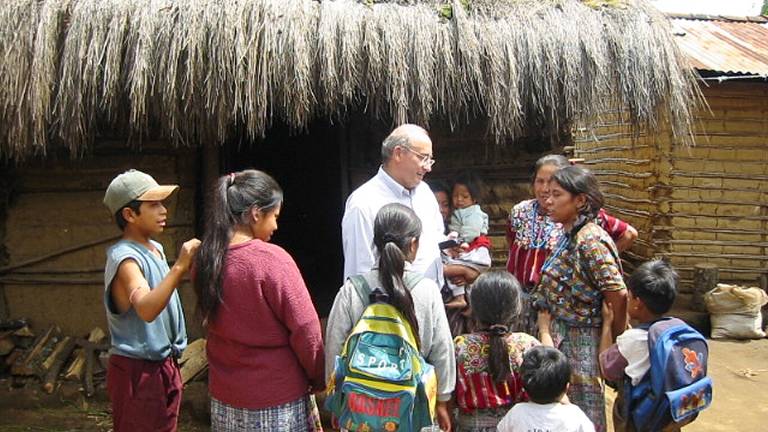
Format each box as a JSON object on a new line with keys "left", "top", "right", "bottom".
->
{"left": 103, "top": 169, "right": 179, "bottom": 214}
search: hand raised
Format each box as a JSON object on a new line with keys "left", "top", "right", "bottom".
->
{"left": 176, "top": 238, "right": 201, "bottom": 271}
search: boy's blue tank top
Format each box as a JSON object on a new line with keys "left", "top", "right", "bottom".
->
{"left": 103, "top": 239, "right": 187, "bottom": 360}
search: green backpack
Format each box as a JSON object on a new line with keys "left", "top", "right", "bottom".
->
{"left": 325, "top": 272, "right": 438, "bottom": 432}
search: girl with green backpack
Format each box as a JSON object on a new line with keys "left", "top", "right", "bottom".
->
{"left": 325, "top": 203, "right": 456, "bottom": 431}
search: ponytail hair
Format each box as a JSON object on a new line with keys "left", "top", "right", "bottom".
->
{"left": 373, "top": 203, "right": 422, "bottom": 348}
{"left": 470, "top": 271, "right": 524, "bottom": 383}
{"left": 194, "top": 169, "right": 283, "bottom": 320}
{"left": 550, "top": 165, "right": 603, "bottom": 236}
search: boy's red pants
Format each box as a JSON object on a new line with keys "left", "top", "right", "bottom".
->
{"left": 107, "top": 354, "right": 182, "bottom": 432}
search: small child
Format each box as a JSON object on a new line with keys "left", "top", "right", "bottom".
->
{"left": 497, "top": 346, "right": 595, "bottom": 432}
{"left": 443, "top": 172, "right": 492, "bottom": 310}
{"left": 598, "top": 260, "right": 681, "bottom": 432}
{"left": 453, "top": 271, "right": 540, "bottom": 431}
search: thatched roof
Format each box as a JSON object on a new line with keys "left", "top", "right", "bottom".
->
{"left": 0, "top": 0, "right": 699, "bottom": 160}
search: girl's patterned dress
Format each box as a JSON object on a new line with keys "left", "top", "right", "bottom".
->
{"left": 454, "top": 332, "right": 540, "bottom": 432}
{"left": 535, "top": 221, "right": 626, "bottom": 432}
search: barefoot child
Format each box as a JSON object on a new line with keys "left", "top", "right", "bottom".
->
{"left": 102, "top": 169, "right": 200, "bottom": 432}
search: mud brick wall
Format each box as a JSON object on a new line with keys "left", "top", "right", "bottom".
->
{"left": 575, "top": 81, "right": 768, "bottom": 299}
{"left": 0, "top": 142, "right": 199, "bottom": 338}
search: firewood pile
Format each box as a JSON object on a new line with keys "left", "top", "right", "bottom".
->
{"left": 0, "top": 319, "right": 208, "bottom": 396}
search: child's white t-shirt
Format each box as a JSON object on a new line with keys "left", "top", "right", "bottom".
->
{"left": 496, "top": 402, "right": 595, "bottom": 432}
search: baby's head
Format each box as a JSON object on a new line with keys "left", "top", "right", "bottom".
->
{"left": 521, "top": 346, "right": 571, "bottom": 404}
{"left": 452, "top": 171, "right": 482, "bottom": 210}
{"left": 627, "top": 259, "right": 678, "bottom": 321}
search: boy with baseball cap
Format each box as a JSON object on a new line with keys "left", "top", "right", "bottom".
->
{"left": 102, "top": 169, "right": 200, "bottom": 431}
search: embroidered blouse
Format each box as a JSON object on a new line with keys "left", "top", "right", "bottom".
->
{"left": 506, "top": 199, "right": 562, "bottom": 288}
{"left": 454, "top": 332, "right": 540, "bottom": 413}
{"left": 507, "top": 199, "right": 628, "bottom": 289}
{"left": 536, "top": 222, "right": 626, "bottom": 327}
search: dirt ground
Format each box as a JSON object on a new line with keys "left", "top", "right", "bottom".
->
{"left": 606, "top": 338, "right": 768, "bottom": 432}
{"left": 1, "top": 338, "right": 766, "bottom": 431}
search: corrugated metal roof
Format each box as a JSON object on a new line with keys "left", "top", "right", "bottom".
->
{"left": 671, "top": 16, "right": 768, "bottom": 75}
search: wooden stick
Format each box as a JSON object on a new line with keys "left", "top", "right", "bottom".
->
{"left": 65, "top": 328, "right": 105, "bottom": 381}
{"left": 75, "top": 339, "right": 109, "bottom": 398}
{"left": 0, "top": 277, "right": 103, "bottom": 285}
{"left": 11, "top": 326, "right": 59, "bottom": 376}
{"left": 42, "top": 337, "right": 76, "bottom": 394}
{"left": 0, "top": 236, "right": 121, "bottom": 275}
{"left": 0, "top": 223, "right": 191, "bottom": 275}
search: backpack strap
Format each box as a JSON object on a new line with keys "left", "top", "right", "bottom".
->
{"left": 348, "top": 275, "right": 371, "bottom": 305}
{"left": 348, "top": 271, "right": 425, "bottom": 305}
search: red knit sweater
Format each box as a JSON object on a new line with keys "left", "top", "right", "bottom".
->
{"left": 206, "top": 239, "right": 325, "bottom": 409}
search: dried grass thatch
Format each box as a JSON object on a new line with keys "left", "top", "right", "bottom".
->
{"left": 0, "top": 0, "right": 700, "bottom": 160}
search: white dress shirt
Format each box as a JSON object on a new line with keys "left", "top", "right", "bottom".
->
{"left": 341, "top": 167, "right": 445, "bottom": 286}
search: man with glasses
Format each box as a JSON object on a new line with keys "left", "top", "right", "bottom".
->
{"left": 341, "top": 124, "right": 444, "bottom": 285}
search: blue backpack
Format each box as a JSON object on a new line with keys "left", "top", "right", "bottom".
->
{"left": 626, "top": 318, "right": 713, "bottom": 432}
{"left": 325, "top": 273, "right": 438, "bottom": 432}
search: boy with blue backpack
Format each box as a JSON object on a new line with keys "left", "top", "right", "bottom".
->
{"left": 599, "top": 260, "right": 712, "bottom": 432}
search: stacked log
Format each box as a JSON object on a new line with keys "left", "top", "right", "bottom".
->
{"left": 0, "top": 322, "right": 109, "bottom": 394}
{"left": 0, "top": 320, "right": 208, "bottom": 396}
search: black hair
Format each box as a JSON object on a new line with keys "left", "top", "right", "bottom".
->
{"left": 531, "top": 154, "right": 570, "bottom": 184}
{"left": 373, "top": 203, "right": 422, "bottom": 349}
{"left": 550, "top": 165, "right": 603, "bottom": 235}
{"left": 521, "top": 345, "right": 571, "bottom": 404}
{"left": 628, "top": 259, "right": 678, "bottom": 315}
{"left": 194, "top": 170, "right": 283, "bottom": 319}
{"left": 470, "top": 271, "right": 523, "bottom": 383}
{"left": 452, "top": 171, "right": 483, "bottom": 204}
{"left": 114, "top": 200, "right": 143, "bottom": 230}
{"left": 426, "top": 179, "right": 451, "bottom": 196}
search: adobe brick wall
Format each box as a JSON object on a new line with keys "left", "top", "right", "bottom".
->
{"left": 575, "top": 81, "right": 768, "bottom": 298}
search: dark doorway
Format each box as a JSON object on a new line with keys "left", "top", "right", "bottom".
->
{"left": 222, "top": 120, "right": 346, "bottom": 316}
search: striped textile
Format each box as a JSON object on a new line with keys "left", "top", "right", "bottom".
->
{"left": 455, "top": 407, "right": 509, "bottom": 432}
{"left": 551, "top": 320, "right": 606, "bottom": 432}
{"left": 211, "top": 394, "right": 318, "bottom": 432}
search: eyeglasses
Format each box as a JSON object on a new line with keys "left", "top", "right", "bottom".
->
{"left": 401, "top": 146, "right": 436, "bottom": 169}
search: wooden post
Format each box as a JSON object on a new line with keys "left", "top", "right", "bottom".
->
{"left": 692, "top": 263, "right": 718, "bottom": 312}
